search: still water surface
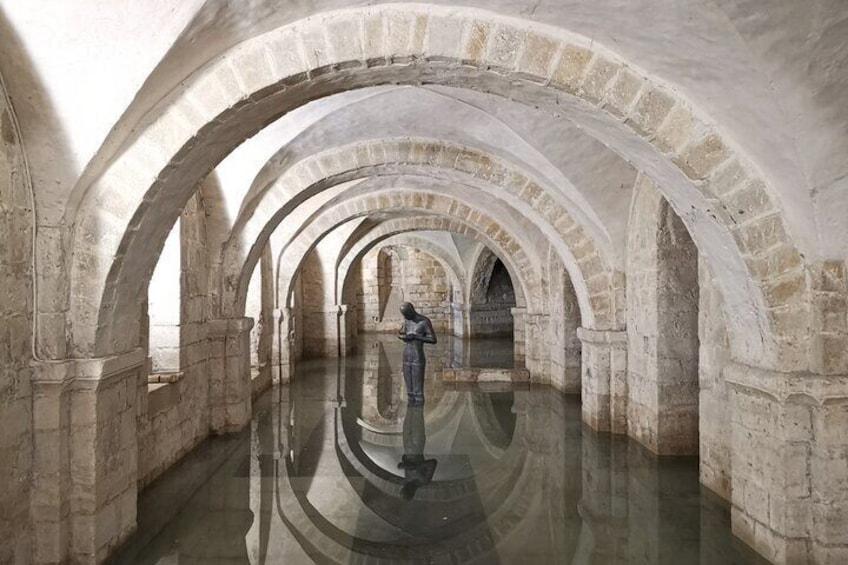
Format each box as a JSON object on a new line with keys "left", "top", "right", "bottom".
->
{"left": 110, "top": 335, "right": 766, "bottom": 564}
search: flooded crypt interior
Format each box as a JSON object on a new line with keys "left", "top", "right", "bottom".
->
{"left": 2, "top": 2, "right": 848, "bottom": 564}
{"left": 110, "top": 333, "right": 773, "bottom": 564}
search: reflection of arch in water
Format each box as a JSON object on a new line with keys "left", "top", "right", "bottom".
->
{"left": 271, "top": 390, "right": 548, "bottom": 563}
{"left": 336, "top": 391, "right": 536, "bottom": 539}
{"left": 358, "top": 389, "right": 465, "bottom": 449}
{"left": 274, "top": 411, "right": 499, "bottom": 562}
{"left": 357, "top": 389, "right": 516, "bottom": 466}
{"left": 469, "top": 391, "right": 516, "bottom": 456}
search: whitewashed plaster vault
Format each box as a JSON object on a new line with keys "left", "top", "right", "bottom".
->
{"left": 0, "top": 1, "right": 847, "bottom": 564}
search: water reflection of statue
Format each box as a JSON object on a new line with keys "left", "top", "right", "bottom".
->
{"left": 397, "top": 302, "right": 437, "bottom": 406}
{"left": 398, "top": 404, "right": 438, "bottom": 500}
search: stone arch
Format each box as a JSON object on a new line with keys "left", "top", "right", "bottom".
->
{"left": 338, "top": 227, "right": 470, "bottom": 342}
{"left": 466, "top": 244, "right": 517, "bottom": 338}
{"left": 223, "top": 139, "right": 611, "bottom": 334}
{"left": 338, "top": 230, "right": 467, "bottom": 309}
{"left": 352, "top": 242, "right": 454, "bottom": 335}
{"left": 274, "top": 192, "right": 540, "bottom": 314}
{"left": 336, "top": 220, "right": 467, "bottom": 301}
{"left": 65, "top": 4, "right": 803, "bottom": 369}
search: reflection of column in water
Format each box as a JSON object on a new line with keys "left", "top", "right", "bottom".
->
{"left": 493, "top": 389, "right": 582, "bottom": 561}
{"left": 254, "top": 393, "right": 278, "bottom": 565}
{"left": 578, "top": 427, "right": 629, "bottom": 563}
{"left": 628, "top": 442, "right": 701, "bottom": 564}
{"left": 180, "top": 435, "right": 254, "bottom": 562}
{"left": 578, "top": 425, "right": 707, "bottom": 564}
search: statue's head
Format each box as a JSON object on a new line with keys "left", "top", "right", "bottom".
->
{"left": 400, "top": 302, "right": 417, "bottom": 320}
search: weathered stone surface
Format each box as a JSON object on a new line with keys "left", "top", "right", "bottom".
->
{"left": 726, "top": 363, "right": 848, "bottom": 564}
{"left": 578, "top": 327, "right": 627, "bottom": 433}
{"left": 698, "top": 261, "right": 732, "bottom": 500}
{"left": 4, "top": 5, "right": 848, "bottom": 565}
{"left": 626, "top": 176, "right": 700, "bottom": 455}
{"left": 0, "top": 82, "right": 33, "bottom": 565}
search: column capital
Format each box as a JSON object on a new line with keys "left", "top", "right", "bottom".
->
{"left": 577, "top": 327, "right": 627, "bottom": 345}
{"left": 725, "top": 361, "right": 848, "bottom": 405}
{"left": 32, "top": 347, "right": 146, "bottom": 386}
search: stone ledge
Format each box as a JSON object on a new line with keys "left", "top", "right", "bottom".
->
{"left": 147, "top": 381, "right": 180, "bottom": 415}
{"left": 442, "top": 367, "right": 530, "bottom": 383}
{"left": 147, "top": 371, "right": 184, "bottom": 384}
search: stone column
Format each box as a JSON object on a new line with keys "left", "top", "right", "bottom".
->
{"left": 281, "top": 307, "right": 298, "bottom": 384}
{"left": 32, "top": 348, "right": 145, "bottom": 564}
{"left": 450, "top": 302, "right": 469, "bottom": 337}
{"left": 31, "top": 363, "right": 72, "bottom": 565}
{"left": 270, "top": 308, "right": 284, "bottom": 384}
{"left": 577, "top": 328, "right": 627, "bottom": 434}
{"left": 338, "top": 304, "right": 356, "bottom": 356}
{"left": 511, "top": 307, "right": 526, "bottom": 363}
{"left": 208, "top": 317, "right": 254, "bottom": 434}
{"left": 524, "top": 312, "right": 552, "bottom": 382}
{"left": 301, "top": 306, "right": 342, "bottom": 358}
{"left": 271, "top": 307, "right": 298, "bottom": 385}
{"left": 725, "top": 363, "right": 848, "bottom": 564}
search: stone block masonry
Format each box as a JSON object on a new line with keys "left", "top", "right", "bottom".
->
{"left": 0, "top": 84, "right": 34, "bottom": 565}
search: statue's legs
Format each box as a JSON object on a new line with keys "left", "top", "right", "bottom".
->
{"left": 403, "top": 361, "right": 426, "bottom": 405}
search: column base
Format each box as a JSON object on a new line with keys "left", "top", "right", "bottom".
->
{"left": 32, "top": 348, "right": 145, "bottom": 564}
{"left": 577, "top": 328, "right": 627, "bottom": 434}
{"left": 208, "top": 318, "right": 254, "bottom": 434}
{"left": 726, "top": 362, "right": 848, "bottom": 564}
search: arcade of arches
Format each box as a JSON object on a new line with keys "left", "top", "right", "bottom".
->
{"left": 0, "top": 2, "right": 846, "bottom": 564}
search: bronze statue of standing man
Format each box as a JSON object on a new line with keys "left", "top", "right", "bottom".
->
{"left": 397, "top": 302, "right": 437, "bottom": 405}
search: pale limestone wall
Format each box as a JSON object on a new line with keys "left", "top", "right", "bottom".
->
{"left": 0, "top": 78, "right": 33, "bottom": 565}
{"left": 246, "top": 256, "right": 263, "bottom": 367}
{"left": 292, "top": 276, "right": 304, "bottom": 362}
{"left": 655, "top": 200, "right": 699, "bottom": 452}
{"left": 626, "top": 178, "right": 663, "bottom": 445}
{"left": 137, "top": 193, "right": 211, "bottom": 487}
{"left": 698, "top": 261, "right": 731, "bottom": 500}
{"left": 547, "top": 252, "right": 582, "bottom": 393}
{"left": 356, "top": 245, "right": 451, "bottom": 335}
{"left": 626, "top": 176, "right": 699, "bottom": 455}
{"left": 300, "top": 250, "right": 336, "bottom": 358}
